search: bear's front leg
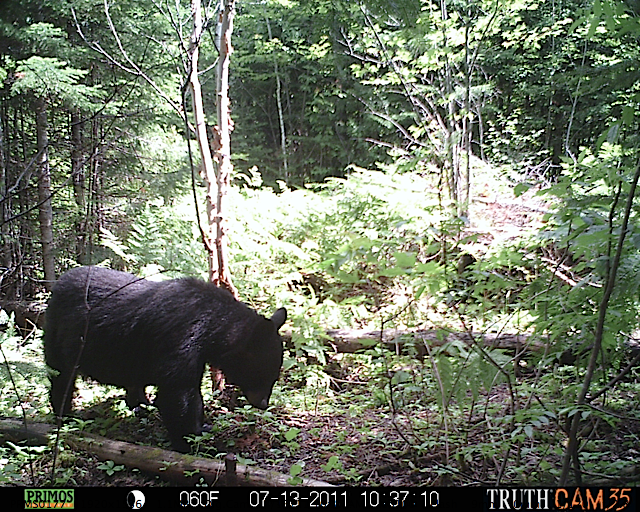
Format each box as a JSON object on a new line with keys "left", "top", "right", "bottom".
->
{"left": 49, "top": 368, "right": 76, "bottom": 417}
{"left": 125, "top": 386, "right": 151, "bottom": 409}
{"left": 155, "top": 384, "right": 204, "bottom": 453}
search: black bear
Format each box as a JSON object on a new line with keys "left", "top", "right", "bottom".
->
{"left": 44, "top": 266, "right": 286, "bottom": 453}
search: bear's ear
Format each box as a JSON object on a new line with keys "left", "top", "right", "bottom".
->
{"left": 270, "top": 308, "right": 287, "bottom": 331}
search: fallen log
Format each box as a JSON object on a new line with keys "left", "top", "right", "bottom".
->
{"left": 0, "top": 301, "right": 540, "bottom": 356}
{"left": 1, "top": 301, "right": 46, "bottom": 330}
{"left": 282, "top": 328, "right": 541, "bottom": 357}
{"left": 0, "top": 418, "right": 333, "bottom": 487}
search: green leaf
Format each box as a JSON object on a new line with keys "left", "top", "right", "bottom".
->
{"left": 514, "top": 182, "right": 532, "bottom": 197}
{"left": 393, "top": 251, "right": 416, "bottom": 268}
{"left": 322, "top": 456, "right": 340, "bottom": 472}
{"left": 284, "top": 428, "right": 301, "bottom": 442}
{"left": 622, "top": 105, "right": 635, "bottom": 126}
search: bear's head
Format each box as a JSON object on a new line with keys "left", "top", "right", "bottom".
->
{"left": 222, "top": 307, "right": 286, "bottom": 409}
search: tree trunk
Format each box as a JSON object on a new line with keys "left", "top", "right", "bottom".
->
{"left": 71, "top": 111, "right": 85, "bottom": 209}
{"left": 0, "top": 108, "right": 13, "bottom": 296}
{"left": 71, "top": 110, "right": 88, "bottom": 264}
{"left": 265, "top": 16, "right": 288, "bottom": 178}
{"left": 440, "top": 0, "right": 459, "bottom": 207}
{"left": 460, "top": 14, "right": 472, "bottom": 220}
{"left": 188, "top": 0, "right": 219, "bottom": 284}
{"left": 89, "top": 113, "right": 104, "bottom": 254}
{"left": 35, "top": 96, "right": 55, "bottom": 291}
{"left": 213, "top": 0, "right": 237, "bottom": 296}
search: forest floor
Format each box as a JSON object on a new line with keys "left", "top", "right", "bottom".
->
{"left": 10, "top": 187, "right": 640, "bottom": 487}
{"left": 25, "top": 374, "right": 640, "bottom": 487}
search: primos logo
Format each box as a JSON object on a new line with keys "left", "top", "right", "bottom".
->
{"left": 24, "top": 489, "right": 74, "bottom": 509}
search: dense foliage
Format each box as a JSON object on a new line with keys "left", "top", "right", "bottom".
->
{"left": 1, "top": 0, "right": 639, "bottom": 487}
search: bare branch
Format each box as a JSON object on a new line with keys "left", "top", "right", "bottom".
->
{"left": 72, "top": 5, "right": 186, "bottom": 123}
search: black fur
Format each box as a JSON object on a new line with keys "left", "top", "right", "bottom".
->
{"left": 44, "top": 266, "right": 286, "bottom": 452}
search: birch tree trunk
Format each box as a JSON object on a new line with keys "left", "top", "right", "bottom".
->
{"left": 188, "top": 0, "right": 219, "bottom": 284}
{"left": 212, "top": 0, "right": 237, "bottom": 296}
{"left": 187, "top": 0, "right": 237, "bottom": 296}
{"left": 265, "top": 16, "right": 288, "bottom": 177}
